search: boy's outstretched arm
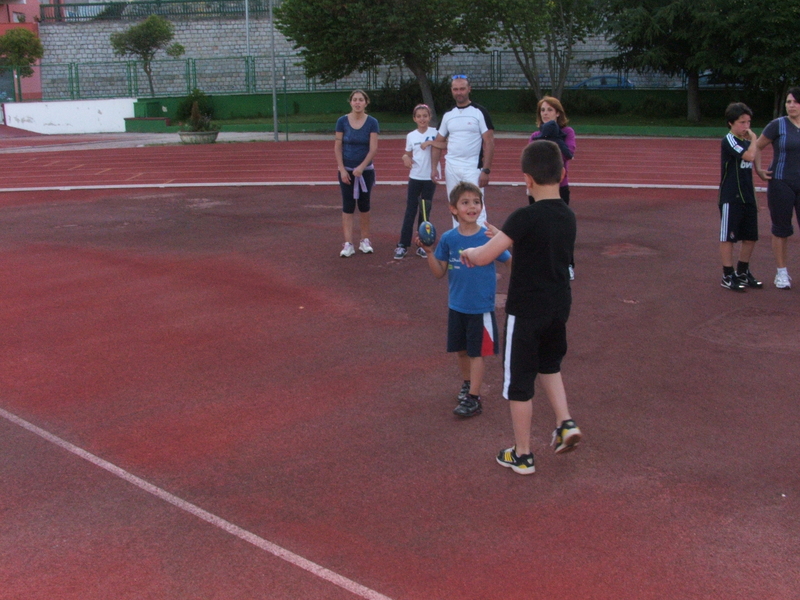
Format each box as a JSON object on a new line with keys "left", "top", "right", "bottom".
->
{"left": 460, "top": 231, "right": 513, "bottom": 267}
{"left": 418, "top": 237, "right": 448, "bottom": 278}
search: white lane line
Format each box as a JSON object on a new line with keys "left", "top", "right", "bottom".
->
{"left": 0, "top": 407, "right": 394, "bottom": 600}
{"left": 1, "top": 180, "right": 755, "bottom": 193}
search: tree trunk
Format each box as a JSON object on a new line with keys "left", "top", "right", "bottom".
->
{"left": 773, "top": 83, "right": 789, "bottom": 118}
{"left": 686, "top": 72, "right": 701, "bottom": 122}
{"left": 143, "top": 61, "right": 155, "bottom": 97}
{"left": 405, "top": 60, "right": 437, "bottom": 125}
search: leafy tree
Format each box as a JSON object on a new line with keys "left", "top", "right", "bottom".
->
{"left": 603, "top": 0, "right": 716, "bottom": 121}
{"left": 110, "top": 15, "right": 185, "bottom": 97}
{"left": 702, "top": 0, "right": 800, "bottom": 117}
{"left": 275, "top": 0, "right": 493, "bottom": 122}
{"left": 0, "top": 28, "right": 44, "bottom": 100}
{"left": 488, "top": 0, "right": 602, "bottom": 100}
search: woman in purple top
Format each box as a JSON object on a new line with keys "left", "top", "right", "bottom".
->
{"left": 529, "top": 96, "right": 576, "bottom": 277}
{"left": 529, "top": 96, "right": 576, "bottom": 206}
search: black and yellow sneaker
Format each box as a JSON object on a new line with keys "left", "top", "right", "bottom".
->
{"left": 496, "top": 447, "right": 535, "bottom": 475}
{"left": 736, "top": 270, "right": 763, "bottom": 289}
{"left": 453, "top": 394, "right": 481, "bottom": 417}
{"left": 552, "top": 419, "right": 582, "bottom": 454}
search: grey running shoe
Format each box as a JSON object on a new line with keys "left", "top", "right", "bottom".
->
{"left": 453, "top": 394, "right": 482, "bottom": 418}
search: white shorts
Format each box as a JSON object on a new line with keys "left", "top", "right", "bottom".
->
{"left": 445, "top": 163, "right": 487, "bottom": 228}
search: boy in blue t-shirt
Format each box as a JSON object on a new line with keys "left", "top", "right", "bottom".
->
{"left": 418, "top": 182, "right": 511, "bottom": 418}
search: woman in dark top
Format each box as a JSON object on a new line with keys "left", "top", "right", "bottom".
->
{"left": 334, "top": 89, "right": 380, "bottom": 257}
{"left": 755, "top": 86, "right": 800, "bottom": 289}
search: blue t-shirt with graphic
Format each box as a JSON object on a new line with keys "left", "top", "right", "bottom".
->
{"left": 434, "top": 226, "right": 511, "bottom": 314}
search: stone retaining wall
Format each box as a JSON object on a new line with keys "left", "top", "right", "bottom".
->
{"left": 39, "top": 17, "right": 674, "bottom": 100}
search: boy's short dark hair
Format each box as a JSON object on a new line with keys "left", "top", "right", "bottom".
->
{"left": 724, "top": 102, "right": 753, "bottom": 126}
{"left": 449, "top": 181, "right": 483, "bottom": 207}
{"left": 521, "top": 140, "right": 563, "bottom": 185}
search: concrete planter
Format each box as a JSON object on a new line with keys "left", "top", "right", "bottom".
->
{"left": 179, "top": 130, "right": 219, "bottom": 144}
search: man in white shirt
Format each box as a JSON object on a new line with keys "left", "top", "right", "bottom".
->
{"left": 430, "top": 75, "right": 495, "bottom": 227}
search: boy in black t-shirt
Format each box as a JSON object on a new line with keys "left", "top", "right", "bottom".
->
{"left": 460, "top": 140, "right": 581, "bottom": 475}
{"left": 718, "top": 102, "right": 763, "bottom": 291}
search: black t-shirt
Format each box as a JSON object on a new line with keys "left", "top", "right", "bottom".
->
{"left": 502, "top": 198, "right": 576, "bottom": 318}
{"left": 719, "top": 133, "right": 756, "bottom": 206}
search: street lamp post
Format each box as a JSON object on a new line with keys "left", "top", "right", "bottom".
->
{"left": 269, "top": 0, "right": 279, "bottom": 141}
{"left": 244, "top": 0, "right": 250, "bottom": 56}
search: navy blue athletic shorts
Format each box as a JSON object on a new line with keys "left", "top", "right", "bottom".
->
{"left": 447, "top": 309, "right": 499, "bottom": 358}
{"left": 719, "top": 202, "right": 758, "bottom": 242}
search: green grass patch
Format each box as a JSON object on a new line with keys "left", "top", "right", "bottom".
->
{"left": 217, "top": 111, "right": 764, "bottom": 138}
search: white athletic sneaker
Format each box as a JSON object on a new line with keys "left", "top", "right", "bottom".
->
{"left": 340, "top": 242, "right": 355, "bottom": 257}
{"left": 359, "top": 238, "right": 373, "bottom": 254}
{"left": 774, "top": 271, "right": 792, "bottom": 289}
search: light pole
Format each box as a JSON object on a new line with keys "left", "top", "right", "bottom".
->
{"left": 244, "top": 0, "right": 250, "bottom": 56}
{"left": 269, "top": 0, "right": 279, "bottom": 141}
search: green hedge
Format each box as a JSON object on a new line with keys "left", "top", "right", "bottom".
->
{"left": 134, "top": 87, "right": 774, "bottom": 125}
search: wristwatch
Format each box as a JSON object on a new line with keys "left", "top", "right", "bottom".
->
{"left": 481, "top": 168, "right": 491, "bottom": 174}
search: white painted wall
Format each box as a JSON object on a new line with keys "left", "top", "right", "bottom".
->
{"left": 2, "top": 98, "right": 135, "bottom": 134}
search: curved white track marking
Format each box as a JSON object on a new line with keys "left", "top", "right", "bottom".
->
{"left": 0, "top": 407, "right": 394, "bottom": 600}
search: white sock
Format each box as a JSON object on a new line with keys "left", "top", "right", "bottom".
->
{"left": 778, "top": 267, "right": 788, "bottom": 275}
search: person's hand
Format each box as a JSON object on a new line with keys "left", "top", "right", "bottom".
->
{"left": 414, "top": 235, "right": 434, "bottom": 254}
{"left": 478, "top": 171, "right": 490, "bottom": 188}
{"left": 756, "top": 168, "right": 773, "bottom": 182}
{"left": 339, "top": 167, "right": 351, "bottom": 184}
{"left": 353, "top": 167, "right": 364, "bottom": 178}
{"left": 432, "top": 168, "right": 443, "bottom": 182}
{"left": 460, "top": 248, "right": 475, "bottom": 267}
{"left": 402, "top": 155, "right": 413, "bottom": 169}
{"left": 483, "top": 222, "right": 500, "bottom": 238}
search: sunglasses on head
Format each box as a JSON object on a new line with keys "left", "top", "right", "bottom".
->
{"left": 452, "top": 74, "right": 468, "bottom": 80}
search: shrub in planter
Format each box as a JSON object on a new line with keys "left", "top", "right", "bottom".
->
{"left": 176, "top": 89, "right": 214, "bottom": 122}
{"left": 181, "top": 101, "right": 220, "bottom": 132}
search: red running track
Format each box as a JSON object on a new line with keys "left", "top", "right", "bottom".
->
{"left": 1, "top": 136, "right": 770, "bottom": 191}
{"left": 1, "top": 134, "right": 796, "bottom": 600}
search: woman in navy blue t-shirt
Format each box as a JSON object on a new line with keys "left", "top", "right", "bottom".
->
{"left": 334, "top": 89, "right": 380, "bottom": 257}
{"left": 755, "top": 86, "right": 800, "bottom": 289}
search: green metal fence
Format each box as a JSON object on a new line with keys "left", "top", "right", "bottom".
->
{"left": 42, "top": 50, "right": 661, "bottom": 102}
{"left": 39, "top": 0, "right": 280, "bottom": 23}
